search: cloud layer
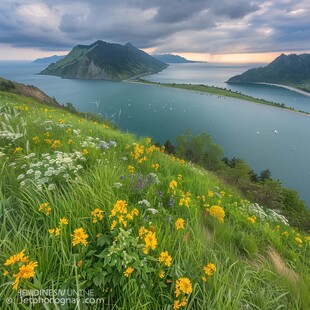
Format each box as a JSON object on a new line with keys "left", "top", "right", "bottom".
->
{"left": 0, "top": 0, "right": 309, "bottom": 55}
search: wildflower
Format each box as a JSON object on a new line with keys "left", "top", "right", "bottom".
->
{"left": 66, "top": 128, "right": 71, "bottom": 133}
{"left": 175, "top": 277, "right": 192, "bottom": 297}
{"left": 208, "top": 191, "right": 214, "bottom": 197}
{"left": 151, "top": 163, "right": 159, "bottom": 171}
{"left": 32, "top": 136, "right": 40, "bottom": 144}
{"left": 14, "top": 147, "right": 23, "bottom": 153}
{"left": 282, "top": 231, "right": 289, "bottom": 237}
{"left": 71, "top": 228, "right": 88, "bottom": 246}
{"left": 247, "top": 215, "right": 256, "bottom": 224}
{"left": 111, "top": 200, "right": 128, "bottom": 216}
{"left": 144, "top": 231, "right": 157, "bottom": 254}
{"left": 124, "top": 267, "right": 134, "bottom": 277}
{"left": 305, "top": 236, "right": 310, "bottom": 241}
{"left": 82, "top": 149, "right": 89, "bottom": 155}
{"left": 202, "top": 276, "right": 207, "bottom": 282}
{"left": 111, "top": 220, "right": 117, "bottom": 231}
{"left": 158, "top": 251, "right": 172, "bottom": 267}
{"left": 77, "top": 260, "right": 83, "bottom": 267}
{"left": 146, "top": 137, "right": 152, "bottom": 144}
{"left": 203, "top": 263, "right": 216, "bottom": 276}
{"left": 59, "top": 218, "right": 69, "bottom": 225}
{"left": 49, "top": 228, "right": 61, "bottom": 236}
{"left": 208, "top": 205, "right": 225, "bottom": 223}
{"left": 51, "top": 140, "right": 61, "bottom": 149}
{"left": 295, "top": 237, "right": 302, "bottom": 245}
{"left": 5, "top": 249, "right": 28, "bottom": 266}
{"left": 3, "top": 270, "right": 8, "bottom": 276}
{"left": 91, "top": 208, "right": 104, "bottom": 223}
{"left": 12, "top": 261, "right": 38, "bottom": 290}
{"left": 139, "top": 226, "right": 148, "bottom": 238}
{"left": 159, "top": 271, "right": 165, "bottom": 278}
{"left": 169, "top": 180, "right": 177, "bottom": 191}
{"left": 175, "top": 218, "right": 185, "bottom": 230}
{"left": 220, "top": 191, "right": 225, "bottom": 197}
{"left": 58, "top": 119, "right": 65, "bottom": 124}
{"left": 128, "top": 165, "right": 135, "bottom": 174}
{"left": 68, "top": 139, "right": 73, "bottom": 145}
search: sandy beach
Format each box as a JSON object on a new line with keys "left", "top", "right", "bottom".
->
{"left": 255, "top": 82, "right": 310, "bottom": 97}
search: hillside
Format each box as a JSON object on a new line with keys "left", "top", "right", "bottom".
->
{"left": 227, "top": 54, "right": 310, "bottom": 92}
{"left": 0, "top": 77, "right": 59, "bottom": 107}
{"left": 40, "top": 41, "right": 167, "bottom": 80}
{"left": 153, "top": 54, "right": 197, "bottom": 63}
{"left": 0, "top": 89, "right": 309, "bottom": 309}
{"left": 32, "top": 55, "right": 65, "bottom": 64}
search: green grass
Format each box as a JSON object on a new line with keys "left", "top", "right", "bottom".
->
{"left": 0, "top": 90, "right": 309, "bottom": 309}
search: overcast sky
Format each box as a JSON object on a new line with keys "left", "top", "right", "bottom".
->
{"left": 0, "top": 0, "right": 309, "bottom": 62}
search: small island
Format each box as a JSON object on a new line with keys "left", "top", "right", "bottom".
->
{"left": 40, "top": 40, "right": 167, "bottom": 80}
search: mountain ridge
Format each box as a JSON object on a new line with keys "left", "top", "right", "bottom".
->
{"left": 40, "top": 41, "right": 167, "bottom": 80}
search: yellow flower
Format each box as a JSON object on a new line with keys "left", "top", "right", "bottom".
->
{"left": 203, "top": 263, "right": 216, "bottom": 276}
{"left": 82, "top": 149, "right": 89, "bottom": 155}
{"left": 175, "top": 218, "right": 185, "bottom": 230}
{"left": 151, "top": 163, "right": 159, "bottom": 171}
{"left": 38, "top": 202, "right": 49, "bottom": 212}
{"left": 111, "top": 200, "right": 128, "bottom": 216}
{"left": 32, "top": 136, "right": 40, "bottom": 144}
{"left": 12, "top": 261, "right": 38, "bottom": 290}
{"left": 305, "top": 236, "right": 310, "bottom": 241}
{"left": 247, "top": 215, "right": 256, "bottom": 224}
{"left": 175, "top": 277, "right": 192, "bottom": 297}
{"left": 169, "top": 180, "right": 177, "bottom": 190}
{"left": 58, "top": 119, "right": 65, "bottom": 124}
{"left": 51, "top": 140, "right": 61, "bottom": 149}
{"left": 124, "top": 267, "right": 134, "bottom": 277}
{"left": 139, "top": 226, "right": 148, "bottom": 238}
{"left": 159, "top": 271, "right": 165, "bottom": 278}
{"left": 71, "top": 228, "right": 88, "bottom": 246}
{"left": 144, "top": 231, "right": 157, "bottom": 253}
{"left": 91, "top": 208, "right": 104, "bottom": 223}
{"left": 201, "top": 276, "right": 207, "bottom": 282}
{"left": 14, "top": 147, "right": 23, "bottom": 153}
{"left": 208, "top": 205, "right": 225, "bottom": 223}
{"left": 59, "top": 217, "right": 69, "bottom": 225}
{"left": 208, "top": 191, "right": 214, "bottom": 197}
{"left": 295, "top": 237, "right": 302, "bottom": 245}
{"left": 77, "top": 260, "right": 83, "bottom": 267}
{"left": 282, "top": 231, "right": 289, "bottom": 237}
{"left": 68, "top": 139, "right": 73, "bottom": 145}
{"left": 4, "top": 249, "right": 28, "bottom": 266}
{"left": 158, "top": 251, "right": 172, "bottom": 267}
{"left": 111, "top": 220, "right": 117, "bottom": 231}
{"left": 146, "top": 137, "right": 152, "bottom": 144}
{"left": 66, "top": 128, "right": 71, "bottom": 133}
{"left": 3, "top": 270, "right": 8, "bottom": 276}
{"left": 49, "top": 228, "right": 61, "bottom": 236}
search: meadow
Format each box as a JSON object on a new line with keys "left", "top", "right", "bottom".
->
{"left": 0, "top": 90, "right": 309, "bottom": 309}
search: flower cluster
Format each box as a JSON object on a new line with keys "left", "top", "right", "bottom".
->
{"left": 174, "top": 277, "right": 192, "bottom": 309}
{"left": 91, "top": 208, "right": 104, "bottom": 223}
{"left": 208, "top": 205, "right": 225, "bottom": 223}
{"left": 202, "top": 262, "right": 216, "bottom": 282}
{"left": 158, "top": 251, "right": 172, "bottom": 267}
{"left": 110, "top": 200, "right": 139, "bottom": 230}
{"left": 71, "top": 228, "right": 89, "bottom": 246}
{"left": 4, "top": 249, "right": 38, "bottom": 290}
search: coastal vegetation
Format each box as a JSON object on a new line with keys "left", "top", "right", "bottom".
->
{"left": 40, "top": 41, "right": 167, "bottom": 80}
{"left": 0, "top": 87, "right": 310, "bottom": 309}
{"left": 227, "top": 54, "right": 310, "bottom": 93}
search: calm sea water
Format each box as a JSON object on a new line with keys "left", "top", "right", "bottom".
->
{"left": 1, "top": 61, "right": 310, "bottom": 208}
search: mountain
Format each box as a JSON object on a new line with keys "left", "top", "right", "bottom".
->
{"left": 40, "top": 41, "right": 168, "bottom": 80}
{"left": 33, "top": 55, "right": 65, "bottom": 64}
{"left": 0, "top": 76, "right": 59, "bottom": 107}
{"left": 152, "top": 54, "right": 197, "bottom": 63}
{"left": 227, "top": 54, "right": 310, "bottom": 88}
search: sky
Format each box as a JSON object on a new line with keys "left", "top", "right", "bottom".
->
{"left": 0, "top": 0, "right": 309, "bottom": 63}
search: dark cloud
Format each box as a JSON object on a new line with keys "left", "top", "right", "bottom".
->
{"left": 0, "top": 0, "right": 309, "bottom": 56}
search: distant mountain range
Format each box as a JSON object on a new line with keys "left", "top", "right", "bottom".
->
{"left": 227, "top": 54, "right": 310, "bottom": 91}
{"left": 33, "top": 55, "right": 65, "bottom": 64}
{"left": 40, "top": 41, "right": 167, "bottom": 80}
{"left": 152, "top": 54, "right": 197, "bottom": 63}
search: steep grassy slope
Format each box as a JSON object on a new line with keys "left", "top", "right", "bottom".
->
{"left": 0, "top": 90, "right": 309, "bottom": 309}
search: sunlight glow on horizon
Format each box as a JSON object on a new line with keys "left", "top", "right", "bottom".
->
{"left": 1, "top": 44, "right": 310, "bottom": 65}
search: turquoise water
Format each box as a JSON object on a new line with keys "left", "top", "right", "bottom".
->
{"left": 1, "top": 61, "right": 310, "bottom": 208}
{"left": 146, "top": 63, "right": 310, "bottom": 113}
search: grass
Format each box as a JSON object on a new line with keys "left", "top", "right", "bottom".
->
{"left": 0, "top": 90, "right": 309, "bottom": 309}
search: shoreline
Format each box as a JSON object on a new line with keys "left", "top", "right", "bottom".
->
{"left": 254, "top": 82, "right": 310, "bottom": 97}
{"left": 125, "top": 80, "right": 309, "bottom": 116}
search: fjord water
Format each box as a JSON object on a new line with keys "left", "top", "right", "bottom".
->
{"left": 1, "top": 61, "right": 310, "bottom": 208}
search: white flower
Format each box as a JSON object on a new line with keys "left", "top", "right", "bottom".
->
{"left": 147, "top": 208, "right": 159, "bottom": 214}
{"left": 17, "top": 174, "right": 25, "bottom": 180}
{"left": 48, "top": 183, "right": 56, "bottom": 191}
